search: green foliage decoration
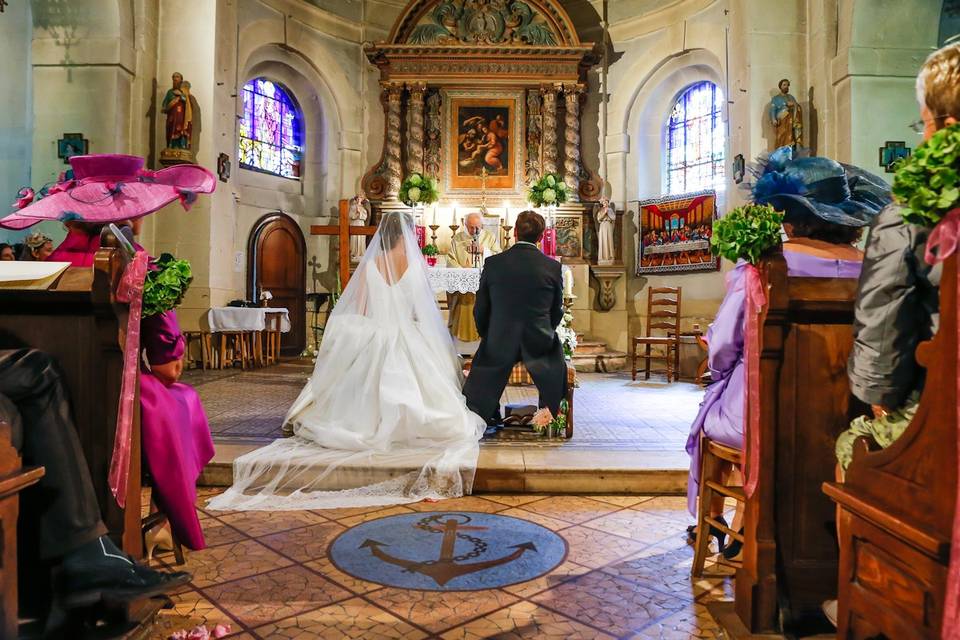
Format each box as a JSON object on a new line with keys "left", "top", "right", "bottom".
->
{"left": 527, "top": 173, "right": 568, "bottom": 207}
{"left": 710, "top": 204, "right": 784, "bottom": 264}
{"left": 399, "top": 173, "right": 440, "bottom": 208}
{"left": 893, "top": 123, "right": 960, "bottom": 227}
{"left": 142, "top": 253, "right": 193, "bottom": 317}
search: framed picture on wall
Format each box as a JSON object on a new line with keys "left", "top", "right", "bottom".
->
{"left": 635, "top": 190, "right": 719, "bottom": 275}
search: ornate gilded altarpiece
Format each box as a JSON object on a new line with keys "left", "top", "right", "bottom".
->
{"left": 360, "top": 0, "right": 608, "bottom": 263}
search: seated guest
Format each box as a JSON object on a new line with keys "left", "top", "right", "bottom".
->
{"left": 686, "top": 152, "right": 890, "bottom": 558}
{"left": 20, "top": 232, "right": 53, "bottom": 261}
{"left": 0, "top": 154, "right": 217, "bottom": 550}
{"left": 0, "top": 349, "right": 190, "bottom": 609}
{"left": 0, "top": 243, "right": 15, "bottom": 260}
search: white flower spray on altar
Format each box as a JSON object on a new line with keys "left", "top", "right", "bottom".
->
{"left": 557, "top": 311, "right": 577, "bottom": 360}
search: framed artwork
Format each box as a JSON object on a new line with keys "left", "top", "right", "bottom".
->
{"left": 555, "top": 215, "right": 583, "bottom": 260}
{"left": 879, "top": 141, "right": 911, "bottom": 173}
{"left": 443, "top": 90, "right": 525, "bottom": 199}
{"left": 57, "top": 133, "right": 89, "bottom": 165}
{"left": 635, "top": 190, "right": 719, "bottom": 274}
{"left": 732, "top": 154, "right": 745, "bottom": 184}
{"left": 217, "top": 153, "right": 231, "bottom": 182}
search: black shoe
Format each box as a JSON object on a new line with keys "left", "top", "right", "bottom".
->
{"left": 686, "top": 515, "right": 728, "bottom": 550}
{"left": 722, "top": 528, "right": 744, "bottom": 560}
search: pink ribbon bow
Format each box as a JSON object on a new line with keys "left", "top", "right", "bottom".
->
{"left": 927, "top": 208, "right": 960, "bottom": 640}
{"left": 108, "top": 250, "right": 148, "bottom": 508}
{"left": 743, "top": 263, "right": 767, "bottom": 499}
{"left": 12, "top": 188, "right": 34, "bottom": 210}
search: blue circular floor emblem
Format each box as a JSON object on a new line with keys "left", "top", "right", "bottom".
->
{"left": 329, "top": 511, "right": 568, "bottom": 591}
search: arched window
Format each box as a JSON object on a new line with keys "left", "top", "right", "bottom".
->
{"left": 239, "top": 78, "right": 303, "bottom": 179}
{"left": 665, "top": 81, "right": 724, "bottom": 195}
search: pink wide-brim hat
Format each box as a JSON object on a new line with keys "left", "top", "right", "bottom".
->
{"left": 1, "top": 154, "right": 216, "bottom": 230}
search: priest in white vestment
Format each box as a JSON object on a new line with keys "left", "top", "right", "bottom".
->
{"left": 446, "top": 212, "right": 500, "bottom": 342}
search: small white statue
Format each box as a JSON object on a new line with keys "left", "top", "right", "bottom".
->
{"left": 348, "top": 191, "right": 371, "bottom": 264}
{"left": 594, "top": 196, "right": 616, "bottom": 265}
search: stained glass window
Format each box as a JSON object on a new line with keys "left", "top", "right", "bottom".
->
{"left": 238, "top": 78, "right": 303, "bottom": 179}
{"left": 665, "top": 81, "right": 725, "bottom": 195}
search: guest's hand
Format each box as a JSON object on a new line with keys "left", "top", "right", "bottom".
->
{"left": 152, "top": 358, "right": 184, "bottom": 386}
{"left": 871, "top": 404, "right": 890, "bottom": 420}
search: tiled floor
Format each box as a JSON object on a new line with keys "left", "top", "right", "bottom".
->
{"left": 183, "top": 362, "right": 701, "bottom": 452}
{"left": 146, "top": 491, "right": 732, "bottom": 639}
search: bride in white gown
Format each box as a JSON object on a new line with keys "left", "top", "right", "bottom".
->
{"left": 208, "top": 212, "right": 486, "bottom": 511}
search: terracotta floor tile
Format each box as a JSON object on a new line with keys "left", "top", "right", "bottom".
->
{"left": 582, "top": 509, "right": 685, "bottom": 545}
{"left": 532, "top": 571, "right": 686, "bottom": 637}
{"left": 259, "top": 521, "right": 347, "bottom": 563}
{"left": 405, "top": 496, "right": 510, "bottom": 513}
{"left": 147, "top": 589, "right": 239, "bottom": 639}
{"left": 517, "top": 495, "right": 622, "bottom": 525}
{"left": 502, "top": 559, "right": 593, "bottom": 598}
{"left": 179, "top": 539, "right": 293, "bottom": 587}
{"left": 310, "top": 505, "right": 384, "bottom": 521}
{"left": 478, "top": 494, "right": 550, "bottom": 507}
{"left": 496, "top": 507, "right": 571, "bottom": 531}
{"left": 628, "top": 602, "right": 724, "bottom": 639}
{"left": 585, "top": 495, "right": 652, "bottom": 507}
{"left": 204, "top": 565, "right": 351, "bottom": 628}
{"left": 366, "top": 587, "right": 519, "bottom": 633}
{"left": 251, "top": 597, "right": 427, "bottom": 639}
{"left": 305, "top": 556, "right": 384, "bottom": 594}
{"left": 439, "top": 600, "right": 615, "bottom": 639}
{"left": 602, "top": 541, "right": 730, "bottom": 602}
{"left": 338, "top": 505, "right": 416, "bottom": 527}
{"left": 560, "top": 525, "right": 648, "bottom": 568}
{"left": 200, "top": 518, "right": 248, "bottom": 547}
{"left": 217, "top": 510, "right": 328, "bottom": 538}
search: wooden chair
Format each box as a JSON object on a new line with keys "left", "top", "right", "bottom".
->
{"left": 182, "top": 331, "right": 213, "bottom": 370}
{"left": 218, "top": 331, "right": 252, "bottom": 369}
{"left": 722, "top": 251, "right": 859, "bottom": 635}
{"left": 0, "top": 420, "right": 45, "bottom": 639}
{"left": 691, "top": 438, "right": 744, "bottom": 577}
{"left": 631, "top": 286, "right": 681, "bottom": 382}
{"left": 823, "top": 252, "right": 957, "bottom": 639}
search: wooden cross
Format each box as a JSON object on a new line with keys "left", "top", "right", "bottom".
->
{"left": 310, "top": 199, "right": 378, "bottom": 287}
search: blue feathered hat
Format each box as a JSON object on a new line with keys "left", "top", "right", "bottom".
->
{"left": 750, "top": 147, "right": 890, "bottom": 227}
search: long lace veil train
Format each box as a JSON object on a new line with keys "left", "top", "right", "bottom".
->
{"left": 208, "top": 211, "right": 485, "bottom": 511}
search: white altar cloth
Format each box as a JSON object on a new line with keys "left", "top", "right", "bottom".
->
{"left": 206, "top": 307, "right": 292, "bottom": 332}
{"left": 427, "top": 265, "right": 572, "bottom": 294}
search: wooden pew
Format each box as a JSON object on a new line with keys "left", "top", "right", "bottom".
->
{"left": 0, "top": 235, "right": 142, "bottom": 557}
{"left": 0, "top": 419, "right": 44, "bottom": 640}
{"left": 823, "top": 253, "right": 957, "bottom": 639}
{"left": 725, "top": 252, "right": 860, "bottom": 634}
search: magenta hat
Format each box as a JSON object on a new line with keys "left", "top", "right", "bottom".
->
{"left": 1, "top": 154, "right": 216, "bottom": 230}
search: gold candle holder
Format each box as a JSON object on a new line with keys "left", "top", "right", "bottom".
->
{"left": 448, "top": 224, "right": 460, "bottom": 237}
{"left": 428, "top": 224, "right": 440, "bottom": 246}
{"left": 501, "top": 224, "right": 513, "bottom": 248}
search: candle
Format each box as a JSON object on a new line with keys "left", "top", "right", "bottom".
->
{"left": 563, "top": 267, "right": 574, "bottom": 297}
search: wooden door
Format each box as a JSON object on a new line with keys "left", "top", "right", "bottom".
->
{"left": 248, "top": 213, "right": 306, "bottom": 356}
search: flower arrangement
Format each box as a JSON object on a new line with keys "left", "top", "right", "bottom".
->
{"left": 421, "top": 243, "right": 439, "bottom": 256}
{"left": 259, "top": 289, "right": 273, "bottom": 306}
{"left": 710, "top": 203, "right": 784, "bottom": 264}
{"left": 893, "top": 123, "right": 960, "bottom": 227}
{"left": 142, "top": 253, "right": 193, "bottom": 318}
{"left": 531, "top": 399, "right": 569, "bottom": 438}
{"left": 527, "top": 173, "right": 568, "bottom": 207}
{"left": 556, "top": 311, "right": 577, "bottom": 360}
{"left": 399, "top": 172, "right": 440, "bottom": 208}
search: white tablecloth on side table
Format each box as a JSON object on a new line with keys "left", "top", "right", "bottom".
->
{"left": 206, "top": 307, "right": 291, "bottom": 332}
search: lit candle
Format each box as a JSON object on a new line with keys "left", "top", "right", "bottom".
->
{"left": 502, "top": 201, "right": 511, "bottom": 226}
{"left": 563, "top": 267, "right": 574, "bottom": 297}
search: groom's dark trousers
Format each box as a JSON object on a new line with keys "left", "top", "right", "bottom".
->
{"left": 463, "top": 243, "right": 568, "bottom": 422}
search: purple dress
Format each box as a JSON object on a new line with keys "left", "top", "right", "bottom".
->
{"left": 140, "top": 310, "right": 214, "bottom": 549}
{"left": 685, "top": 250, "right": 862, "bottom": 514}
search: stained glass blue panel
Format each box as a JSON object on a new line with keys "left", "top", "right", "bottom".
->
{"left": 238, "top": 78, "right": 303, "bottom": 179}
{"left": 666, "top": 81, "right": 725, "bottom": 195}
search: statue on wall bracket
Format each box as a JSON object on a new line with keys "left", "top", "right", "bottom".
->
{"left": 769, "top": 78, "right": 803, "bottom": 151}
{"left": 160, "top": 72, "right": 197, "bottom": 166}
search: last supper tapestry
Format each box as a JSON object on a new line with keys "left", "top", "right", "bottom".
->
{"left": 635, "top": 190, "right": 719, "bottom": 274}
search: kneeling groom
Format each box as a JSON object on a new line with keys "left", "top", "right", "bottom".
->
{"left": 463, "top": 211, "right": 567, "bottom": 426}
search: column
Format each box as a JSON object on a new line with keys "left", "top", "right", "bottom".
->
{"left": 384, "top": 83, "right": 404, "bottom": 200}
{"left": 406, "top": 82, "right": 426, "bottom": 177}
{"left": 563, "top": 83, "right": 584, "bottom": 202}
{"left": 425, "top": 90, "right": 442, "bottom": 180}
{"left": 525, "top": 88, "right": 543, "bottom": 184}
{"left": 541, "top": 84, "right": 559, "bottom": 176}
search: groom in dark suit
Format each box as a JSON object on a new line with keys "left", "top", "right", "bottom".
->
{"left": 463, "top": 211, "right": 567, "bottom": 425}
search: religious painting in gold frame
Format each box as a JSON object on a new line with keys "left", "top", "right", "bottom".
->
{"left": 443, "top": 90, "right": 525, "bottom": 199}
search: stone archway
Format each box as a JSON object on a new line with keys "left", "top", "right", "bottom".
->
{"left": 248, "top": 213, "right": 307, "bottom": 357}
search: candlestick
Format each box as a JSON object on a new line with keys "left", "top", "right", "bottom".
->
{"left": 501, "top": 224, "right": 513, "bottom": 249}
{"left": 429, "top": 224, "right": 440, "bottom": 246}
{"left": 448, "top": 224, "right": 460, "bottom": 239}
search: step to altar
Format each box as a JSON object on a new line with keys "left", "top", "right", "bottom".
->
{"left": 200, "top": 442, "right": 687, "bottom": 494}
{"left": 571, "top": 336, "right": 627, "bottom": 373}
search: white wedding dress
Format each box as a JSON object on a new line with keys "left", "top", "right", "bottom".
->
{"left": 208, "top": 212, "right": 486, "bottom": 511}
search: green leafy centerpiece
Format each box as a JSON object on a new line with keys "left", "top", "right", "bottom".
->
{"left": 710, "top": 203, "right": 784, "bottom": 264}
{"left": 527, "top": 173, "right": 568, "bottom": 207}
{"left": 893, "top": 123, "right": 960, "bottom": 227}
{"left": 399, "top": 172, "right": 440, "bottom": 208}
{"left": 143, "top": 253, "right": 193, "bottom": 317}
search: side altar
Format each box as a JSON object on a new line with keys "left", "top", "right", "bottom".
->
{"left": 358, "top": 0, "right": 617, "bottom": 266}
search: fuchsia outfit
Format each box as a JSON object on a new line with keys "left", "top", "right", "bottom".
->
{"left": 685, "top": 249, "right": 863, "bottom": 514}
{"left": 49, "top": 235, "right": 214, "bottom": 549}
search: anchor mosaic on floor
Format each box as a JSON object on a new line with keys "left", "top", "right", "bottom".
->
{"left": 146, "top": 491, "right": 732, "bottom": 639}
